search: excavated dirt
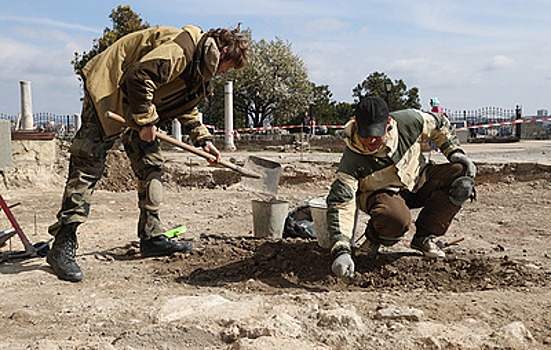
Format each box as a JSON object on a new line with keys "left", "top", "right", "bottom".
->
{"left": 122, "top": 237, "right": 548, "bottom": 294}
{"left": 0, "top": 139, "right": 550, "bottom": 349}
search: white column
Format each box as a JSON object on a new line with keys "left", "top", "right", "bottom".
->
{"left": 73, "top": 113, "right": 81, "bottom": 133}
{"left": 20, "top": 81, "right": 34, "bottom": 130}
{"left": 224, "top": 81, "right": 236, "bottom": 150}
{"left": 171, "top": 119, "right": 182, "bottom": 142}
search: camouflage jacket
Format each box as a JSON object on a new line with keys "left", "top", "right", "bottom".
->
{"left": 82, "top": 25, "right": 216, "bottom": 146}
{"left": 327, "top": 109, "right": 464, "bottom": 256}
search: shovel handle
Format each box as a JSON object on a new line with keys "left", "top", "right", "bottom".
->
{"left": 106, "top": 112, "right": 261, "bottom": 178}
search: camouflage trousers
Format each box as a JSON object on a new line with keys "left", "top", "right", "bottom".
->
{"left": 49, "top": 95, "right": 165, "bottom": 240}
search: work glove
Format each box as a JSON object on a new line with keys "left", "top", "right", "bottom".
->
{"left": 331, "top": 253, "right": 355, "bottom": 278}
{"left": 449, "top": 152, "right": 477, "bottom": 178}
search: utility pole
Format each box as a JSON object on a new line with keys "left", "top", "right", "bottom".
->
{"left": 515, "top": 105, "right": 522, "bottom": 139}
{"left": 384, "top": 78, "right": 393, "bottom": 110}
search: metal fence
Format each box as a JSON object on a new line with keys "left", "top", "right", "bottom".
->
{"left": 0, "top": 112, "right": 76, "bottom": 138}
{"left": 1, "top": 106, "right": 549, "bottom": 140}
{"left": 442, "top": 107, "right": 551, "bottom": 139}
{"left": 443, "top": 107, "right": 520, "bottom": 138}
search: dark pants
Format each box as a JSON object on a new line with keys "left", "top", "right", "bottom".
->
{"left": 364, "top": 163, "right": 465, "bottom": 246}
{"left": 49, "top": 94, "right": 164, "bottom": 240}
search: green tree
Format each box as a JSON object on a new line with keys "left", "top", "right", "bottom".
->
{"left": 206, "top": 37, "right": 313, "bottom": 128}
{"left": 310, "top": 84, "right": 334, "bottom": 123}
{"left": 334, "top": 101, "right": 354, "bottom": 125}
{"left": 352, "top": 71, "right": 421, "bottom": 111}
{"left": 308, "top": 84, "right": 353, "bottom": 126}
{"left": 71, "top": 5, "right": 149, "bottom": 79}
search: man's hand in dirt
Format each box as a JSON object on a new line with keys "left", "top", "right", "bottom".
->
{"left": 203, "top": 141, "right": 221, "bottom": 164}
{"left": 139, "top": 125, "right": 157, "bottom": 142}
{"left": 331, "top": 253, "right": 355, "bottom": 278}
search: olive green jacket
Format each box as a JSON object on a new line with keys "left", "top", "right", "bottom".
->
{"left": 82, "top": 25, "right": 217, "bottom": 145}
{"left": 328, "top": 109, "right": 464, "bottom": 256}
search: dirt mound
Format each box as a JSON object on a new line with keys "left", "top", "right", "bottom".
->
{"left": 95, "top": 150, "right": 243, "bottom": 192}
{"left": 476, "top": 162, "right": 551, "bottom": 183}
{"left": 93, "top": 147, "right": 551, "bottom": 194}
{"left": 125, "top": 236, "right": 549, "bottom": 294}
{"left": 95, "top": 150, "right": 136, "bottom": 192}
{"left": 95, "top": 149, "right": 338, "bottom": 192}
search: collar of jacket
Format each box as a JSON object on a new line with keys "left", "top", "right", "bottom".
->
{"left": 195, "top": 34, "right": 220, "bottom": 84}
{"left": 183, "top": 25, "right": 220, "bottom": 96}
{"left": 343, "top": 119, "right": 398, "bottom": 157}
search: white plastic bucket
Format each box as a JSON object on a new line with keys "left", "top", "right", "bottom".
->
{"left": 309, "top": 196, "right": 331, "bottom": 249}
{"left": 251, "top": 199, "right": 289, "bottom": 238}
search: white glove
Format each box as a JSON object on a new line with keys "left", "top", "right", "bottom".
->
{"left": 449, "top": 152, "right": 477, "bottom": 177}
{"left": 331, "top": 253, "right": 355, "bottom": 277}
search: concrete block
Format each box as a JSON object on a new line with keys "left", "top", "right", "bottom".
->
{"left": 11, "top": 139, "right": 56, "bottom": 167}
{"left": 0, "top": 120, "right": 13, "bottom": 171}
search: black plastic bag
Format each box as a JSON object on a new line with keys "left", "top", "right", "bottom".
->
{"left": 283, "top": 204, "right": 317, "bottom": 239}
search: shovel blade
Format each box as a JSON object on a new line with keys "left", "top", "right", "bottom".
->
{"left": 0, "top": 228, "right": 16, "bottom": 247}
{"left": 240, "top": 156, "right": 282, "bottom": 196}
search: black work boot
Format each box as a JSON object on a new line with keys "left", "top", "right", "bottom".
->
{"left": 46, "top": 223, "right": 84, "bottom": 282}
{"left": 140, "top": 235, "right": 193, "bottom": 258}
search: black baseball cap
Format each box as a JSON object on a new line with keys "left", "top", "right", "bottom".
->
{"left": 355, "top": 96, "right": 389, "bottom": 137}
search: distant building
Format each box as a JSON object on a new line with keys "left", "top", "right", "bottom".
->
{"left": 536, "top": 109, "right": 548, "bottom": 117}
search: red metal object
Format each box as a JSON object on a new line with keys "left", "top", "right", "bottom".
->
{"left": 0, "top": 195, "right": 37, "bottom": 257}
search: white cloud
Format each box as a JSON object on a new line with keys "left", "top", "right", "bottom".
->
{"left": 0, "top": 25, "right": 86, "bottom": 114}
{"left": 301, "top": 18, "right": 349, "bottom": 35}
{"left": 1, "top": 0, "right": 551, "bottom": 115}
{"left": 161, "top": 0, "right": 353, "bottom": 18}
{"left": 0, "top": 15, "right": 99, "bottom": 33}
{"left": 486, "top": 55, "right": 515, "bottom": 71}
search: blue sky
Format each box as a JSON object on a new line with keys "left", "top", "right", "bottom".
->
{"left": 1, "top": 0, "right": 550, "bottom": 117}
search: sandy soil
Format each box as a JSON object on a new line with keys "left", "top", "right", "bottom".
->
{"left": 0, "top": 139, "right": 550, "bottom": 350}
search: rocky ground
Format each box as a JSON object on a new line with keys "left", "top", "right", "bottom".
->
{"left": 0, "top": 139, "right": 550, "bottom": 350}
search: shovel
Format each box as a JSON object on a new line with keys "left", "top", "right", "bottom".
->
{"left": 106, "top": 112, "right": 282, "bottom": 196}
{"left": 240, "top": 155, "right": 282, "bottom": 197}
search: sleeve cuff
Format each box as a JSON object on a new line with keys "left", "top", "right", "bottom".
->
{"left": 331, "top": 239, "right": 352, "bottom": 257}
{"left": 132, "top": 105, "right": 159, "bottom": 126}
{"left": 447, "top": 149, "right": 465, "bottom": 160}
{"left": 195, "top": 136, "right": 214, "bottom": 148}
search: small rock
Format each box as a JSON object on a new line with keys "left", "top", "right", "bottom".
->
{"left": 422, "top": 336, "right": 442, "bottom": 349}
{"left": 94, "top": 253, "right": 114, "bottom": 262}
{"left": 158, "top": 294, "right": 263, "bottom": 323}
{"left": 484, "top": 321, "right": 538, "bottom": 349}
{"left": 267, "top": 313, "right": 302, "bottom": 338}
{"left": 375, "top": 306, "right": 424, "bottom": 322}
{"left": 9, "top": 309, "right": 37, "bottom": 323}
{"left": 317, "top": 307, "right": 365, "bottom": 332}
{"left": 236, "top": 336, "right": 330, "bottom": 350}
{"left": 221, "top": 324, "right": 240, "bottom": 343}
{"left": 524, "top": 263, "right": 540, "bottom": 270}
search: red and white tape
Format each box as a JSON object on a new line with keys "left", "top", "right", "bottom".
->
{"left": 205, "top": 117, "right": 550, "bottom": 135}
{"left": 454, "top": 117, "right": 551, "bottom": 130}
